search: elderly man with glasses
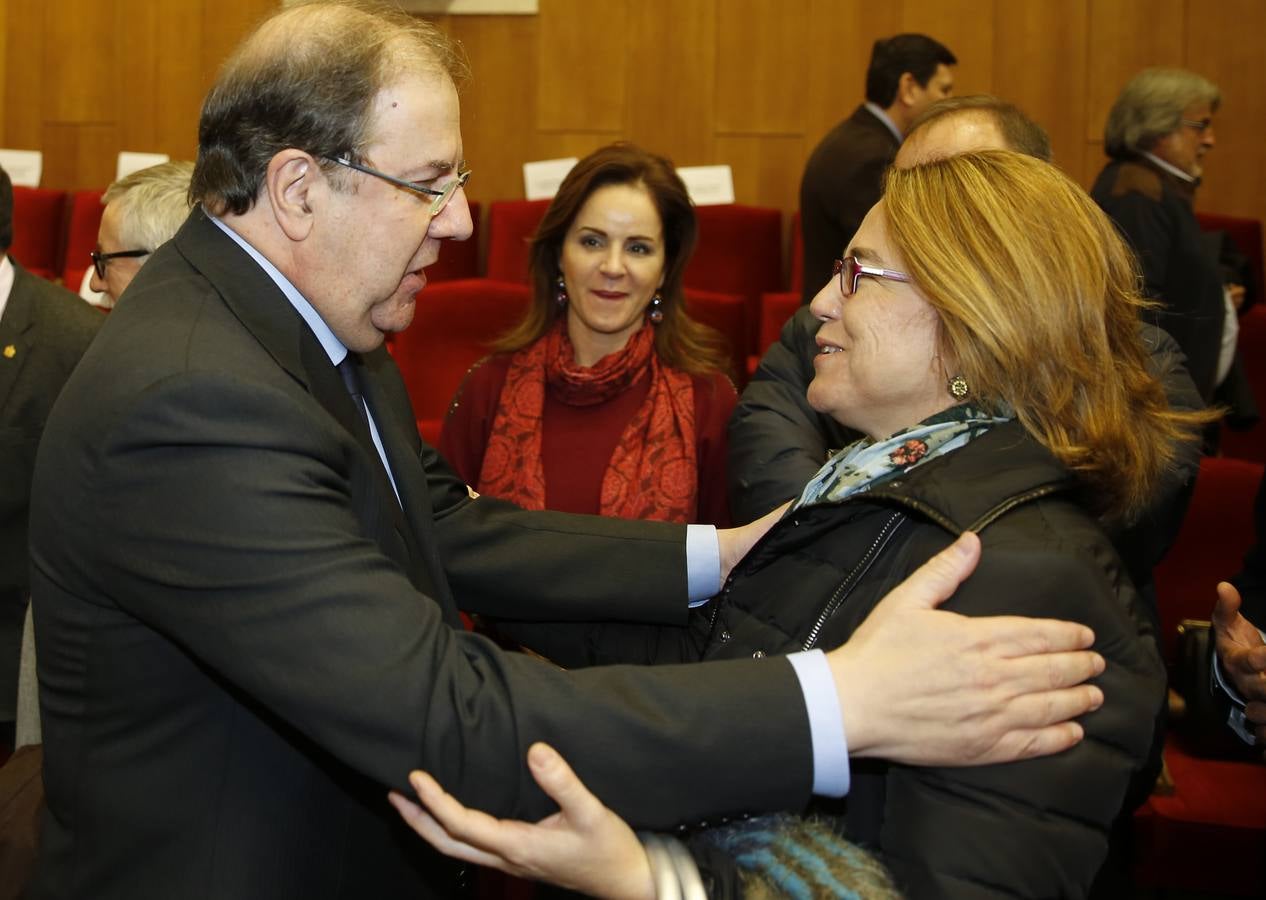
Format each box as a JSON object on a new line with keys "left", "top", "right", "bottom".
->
{"left": 1092, "top": 68, "right": 1251, "bottom": 415}
{"left": 86, "top": 160, "right": 194, "bottom": 307}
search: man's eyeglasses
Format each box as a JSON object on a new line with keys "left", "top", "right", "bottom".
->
{"left": 90, "top": 248, "right": 149, "bottom": 280}
{"left": 328, "top": 157, "right": 471, "bottom": 216}
{"left": 833, "top": 256, "right": 911, "bottom": 297}
{"left": 1181, "top": 117, "right": 1214, "bottom": 134}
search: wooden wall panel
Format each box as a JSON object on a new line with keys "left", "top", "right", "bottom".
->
{"left": 45, "top": 0, "right": 115, "bottom": 123}
{"left": 1185, "top": 0, "right": 1266, "bottom": 221}
{"left": 3, "top": 0, "right": 1264, "bottom": 267}
{"left": 535, "top": 0, "right": 626, "bottom": 133}
{"left": 1085, "top": 0, "right": 1185, "bottom": 141}
{"left": 625, "top": 0, "right": 715, "bottom": 166}
{"left": 900, "top": 0, "right": 995, "bottom": 95}
{"left": 714, "top": 0, "right": 808, "bottom": 135}
{"left": 993, "top": 0, "right": 1089, "bottom": 184}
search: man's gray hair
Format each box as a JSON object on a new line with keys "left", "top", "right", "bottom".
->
{"left": 1104, "top": 67, "right": 1221, "bottom": 159}
{"left": 103, "top": 161, "right": 195, "bottom": 252}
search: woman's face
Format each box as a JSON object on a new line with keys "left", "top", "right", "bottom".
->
{"left": 807, "top": 201, "right": 952, "bottom": 441}
{"left": 559, "top": 181, "right": 666, "bottom": 365}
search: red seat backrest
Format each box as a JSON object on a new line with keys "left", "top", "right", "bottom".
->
{"left": 685, "top": 204, "right": 782, "bottom": 354}
{"left": 10, "top": 186, "right": 68, "bottom": 280}
{"left": 1153, "top": 456, "right": 1264, "bottom": 666}
{"left": 485, "top": 199, "right": 550, "bottom": 284}
{"left": 425, "top": 201, "right": 481, "bottom": 283}
{"left": 788, "top": 210, "right": 804, "bottom": 295}
{"left": 61, "top": 189, "right": 106, "bottom": 288}
{"left": 389, "top": 278, "right": 532, "bottom": 430}
{"left": 1196, "top": 211, "right": 1263, "bottom": 304}
{"left": 682, "top": 288, "right": 746, "bottom": 385}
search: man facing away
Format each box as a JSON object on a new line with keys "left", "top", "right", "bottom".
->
{"left": 798, "top": 33, "right": 955, "bottom": 302}
{"left": 29, "top": 5, "right": 1103, "bottom": 899}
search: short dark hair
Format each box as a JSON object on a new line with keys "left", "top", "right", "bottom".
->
{"left": 0, "top": 165, "right": 11, "bottom": 252}
{"left": 909, "top": 95, "right": 1053, "bottom": 162}
{"left": 497, "top": 142, "right": 730, "bottom": 376}
{"left": 190, "top": 0, "right": 468, "bottom": 216}
{"left": 865, "top": 34, "right": 957, "bottom": 107}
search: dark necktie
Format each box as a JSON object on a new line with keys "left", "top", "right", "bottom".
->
{"left": 337, "top": 355, "right": 371, "bottom": 430}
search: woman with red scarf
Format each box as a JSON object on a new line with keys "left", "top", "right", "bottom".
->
{"left": 440, "top": 143, "right": 735, "bottom": 525}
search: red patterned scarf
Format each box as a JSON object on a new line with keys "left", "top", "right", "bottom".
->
{"left": 477, "top": 321, "right": 697, "bottom": 521}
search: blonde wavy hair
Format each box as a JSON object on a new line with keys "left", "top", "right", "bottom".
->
{"left": 882, "top": 150, "right": 1209, "bottom": 522}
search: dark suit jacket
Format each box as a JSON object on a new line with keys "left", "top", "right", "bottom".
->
{"left": 28, "top": 210, "right": 814, "bottom": 900}
{"left": 798, "top": 104, "right": 900, "bottom": 303}
{"left": 0, "top": 261, "right": 100, "bottom": 723}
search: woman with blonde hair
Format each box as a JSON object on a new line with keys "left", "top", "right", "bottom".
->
{"left": 396, "top": 151, "right": 1209, "bottom": 898}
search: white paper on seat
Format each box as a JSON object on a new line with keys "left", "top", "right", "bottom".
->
{"left": 677, "top": 165, "right": 735, "bottom": 206}
{"left": 0, "top": 149, "right": 43, "bottom": 187}
{"left": 523, "top": 158, "right": 578, "bottom": 201}
{"left": 117, "top": 151, "right": 170, "bottom": 181}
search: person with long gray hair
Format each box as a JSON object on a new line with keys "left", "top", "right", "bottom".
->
{"left": 1092, "top": 68, "right": 1248, "bottom": 411}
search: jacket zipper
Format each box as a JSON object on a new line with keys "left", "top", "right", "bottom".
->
{"left": 801, "top": 510, "right": 907, "bottom": 651}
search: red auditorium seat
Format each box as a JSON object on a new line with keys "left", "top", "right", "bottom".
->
{"left": 788, "top": 210, "right": 804, "bottom": 296}
{"left": 388, "top": 278, "right": 531, "bottom": 445}
{"left": 61, "top": 189, "right": 106, "bottom": 289}
{"left": 746, "top": 290, "right": 801, "bottom": 378}
{"left": 425, "top": 201, "right": 480, "bottom": 283}
{"left": 682, "top": 288, "right": 746, "bottom": 384}
{"left": 1137, "top": 456, "right": 1266, "bottom": 896}
{"left": 484, "top": 199, "right": 549, "bottom": 284}
{"left": 685, "top": 204, "right": 782, "bottom": 354}
{"left": 10, "top": 186, "right": 67, "bottom": 280}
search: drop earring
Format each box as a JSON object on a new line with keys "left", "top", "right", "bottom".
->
{"left": 555, "top": 276, "right": 568, "bottom": 307}
{"left": 947, "top": 374, "right": 970, "bottom": 400}
{"left": 648, "top": 293, "right": 664, "bottom": 324}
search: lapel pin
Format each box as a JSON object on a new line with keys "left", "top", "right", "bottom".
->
{"left": 3, "top": 345, "right": 15, "bottom": 359}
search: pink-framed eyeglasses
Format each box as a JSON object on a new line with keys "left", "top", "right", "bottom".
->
{"left": 833, "top": 256, "right": 912, "bottom": 297}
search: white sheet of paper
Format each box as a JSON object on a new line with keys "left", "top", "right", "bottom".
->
{"left": 523, "top": 158, "right": 578, "bottom": 201}
{"left": 117, "top": 151, "right": 171, "bottom": 181}
{"left": 0, "top": 149, "right": 43, "bottom": 187}
{"left": 677, "top": 165, "right": 736, "bottom": 206}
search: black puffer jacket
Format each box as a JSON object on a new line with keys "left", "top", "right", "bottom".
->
{"left": 703, "top": 421, "right": 1165, "bottom": 898}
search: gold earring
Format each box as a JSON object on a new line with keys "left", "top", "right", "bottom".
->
{"left": 947, "top": 374, "right": 969, "bottom": 399}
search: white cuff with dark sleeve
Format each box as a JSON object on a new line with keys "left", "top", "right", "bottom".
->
{"left": 786, "top": 649, "right": 851, "bottom": 796}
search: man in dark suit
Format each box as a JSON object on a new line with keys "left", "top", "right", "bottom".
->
{"left": 799, "top": 33, "right": 955, "bottom": 302}
{"left": 28, "top": 5, "right": 1104, "bottom": 899}
{"left": 0, "top": 165, "right": 101, "bottom": 753}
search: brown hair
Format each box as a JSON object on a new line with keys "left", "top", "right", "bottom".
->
{"left": 883, "top": 150, "right": 1212, "bottom": 522}
{"left": 908, "top": 95, "right": 1053, "bottom": 162}
{"left": 191, "top": 0, "right": 468, "bottom": 216}
{"left": 497, "top": 142, "right": 730, "bottom": 376}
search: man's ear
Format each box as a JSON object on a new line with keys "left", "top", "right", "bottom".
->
{"left": 897, "top": 72, "right": 919, "bottom": 108}
{"left": 264, "top": 150, "right": 321, "bottom": 242}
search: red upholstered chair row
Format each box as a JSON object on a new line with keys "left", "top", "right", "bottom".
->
{"left": 61, "top": 189, "right": 106, "bottom": 289}
{"left": 484, "top": 198, "right": 548, "bottom": 284}
{"left": 388, "top": 278, "right": 531, "bottom": 445}
{"left": 1137, "top": 456, "right": 1266, "bottom": 896}
{"left": 746, "top": 290, "right": 801, "bottom": 379}
{"left": 425, "top": 201, "right": 481, "bottom": 284}
{"left": 682, "top": 288, "right": 747, "bottom": 382}
{"left": 10, "top": 186, "right": 67, "bottom": 279}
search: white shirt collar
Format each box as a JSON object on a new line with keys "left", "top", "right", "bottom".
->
{"left": 0, "top": 255, "right": 13, "bottom": 324}
{"left": 1141, "top": 151, "right": 1198, "bottom": 185}
{"left": 864, "top": 102, "right": 904, "bottom": 143}
{"left": 207, "top": 215, "right": 348, "bottom": 367}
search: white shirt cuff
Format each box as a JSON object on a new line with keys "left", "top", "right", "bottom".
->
{"left": 685, "top": 524, "right": 721, "bottom": 606}
{"left": 786, "top": 649, "right": 850, "bottom": 796}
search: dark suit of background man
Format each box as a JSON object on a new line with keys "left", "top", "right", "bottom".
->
{"left": 798, "top": 33, "right": 956, "bottom": 302}
{"left": 28, "top": 4, "right": 1103, "bottom": 899}
{"left": 0, "top": 165, "right": 101, "bottom": 753}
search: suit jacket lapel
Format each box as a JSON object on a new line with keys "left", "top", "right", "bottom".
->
{"left": 172, "top": 210, "right": 455, "bottom": 619}
{"left": 358, "top": 349, "right": 461, "bottom": 625}
{"left": 0, "top": 265, "right": 37, "bottom": 414}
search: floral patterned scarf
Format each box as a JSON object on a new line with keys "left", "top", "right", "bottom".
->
{"left": 477, "top": 320, "right": 697, "bottom": 522}
{"left": 793, "top": 405, "right": 1011, "bottom": 510}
